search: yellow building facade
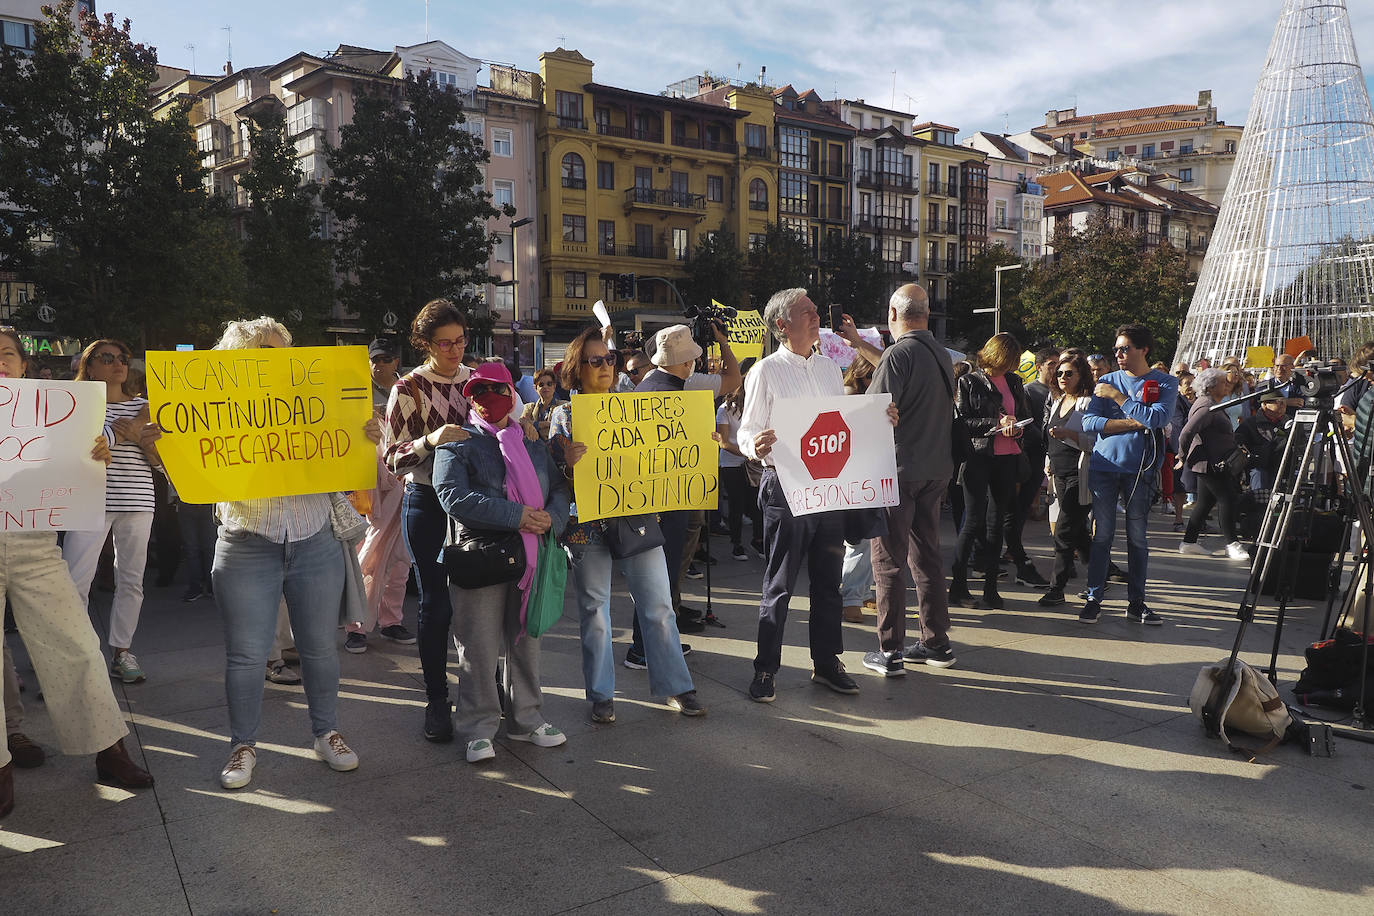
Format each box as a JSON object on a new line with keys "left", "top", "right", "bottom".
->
{"left": 536, "top": 50, "right": 776, "bottom": 336}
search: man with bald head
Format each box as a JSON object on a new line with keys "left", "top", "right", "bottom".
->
{"left": 861, "top": 283, "right": 957, "bottom": 676}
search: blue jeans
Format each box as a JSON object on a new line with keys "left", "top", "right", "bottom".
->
{"left": 840, "top": 539, "right": 873, "bottom": 606}
{"left": 1086, "top": 470, "right": 1152, "bottom": 606}
{"left": 402, "top": 483, "right": 454, "bottom": 702}
{"left": 213, "top": 522, "right": 344, "bottom": 746}
{"left": 569, "top": 542, "right": 694, "bottom": 702}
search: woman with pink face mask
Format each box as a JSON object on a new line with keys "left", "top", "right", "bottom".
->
{"left": 430, "top": 362, "right": 570, "bottom": 764}
{"left": 0, "top": 328, "right": 154, "bottom": 818}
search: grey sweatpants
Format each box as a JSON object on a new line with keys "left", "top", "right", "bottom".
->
{"left": 449, "top": 581, "right": 545, "bottom": 744}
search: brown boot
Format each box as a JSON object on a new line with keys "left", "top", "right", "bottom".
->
{"left": 7, "top": 732, "right": 45, "bottom": 769}
{"left": 842, "top": 605, "right": 865, "bottom": 623}
{"left": 95, "top": 739, "right": 154, "bottom": 789}
{"left": 0, "top": 761, "right": 13, "bottom": 818}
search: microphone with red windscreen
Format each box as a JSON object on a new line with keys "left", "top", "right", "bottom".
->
{"left": 1140, "top": 379, "right": 1160, "bottom": 405}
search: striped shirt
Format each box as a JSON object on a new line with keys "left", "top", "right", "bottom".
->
{"left": 738, "top": 345, "right": 845, "bottom": 467}
{"left": 383, "top": 365, "right": 472, "bottom": 487}
{"left": 217, "top": 494, "right": 332, "bottom": 544}
{"left": 102, "top": 397, "right": 157, "bottom": 513}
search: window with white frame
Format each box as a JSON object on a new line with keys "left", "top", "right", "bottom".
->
{"left": 492, "top": 179, "right": 514, "bottom": 210}
{"left": 490, "top": 127, "right": 513, "bottom": 157}
{"left": 236, "top": 77, "right": 250, "bottom": 100}
{"left": 492, "top": 233, "right": 513, "bottom": 262}
{"left": 287, "top": 98, "right": 326, "bottom": 136}
{"left": 195, "top": 123, "right": 218, "bottom": 153}
{"left": 491, "top": 284, "right": 514, "bottom": 313}
{"left": 2, "top": 19, "right": 36, "bottom": 54}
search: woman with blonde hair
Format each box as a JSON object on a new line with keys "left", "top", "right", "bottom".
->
{"left": 950, "top": 333, "right": 1033, "bottom": 609}
{"left": 63, "top": 338, "right": 162, "bottom": 683}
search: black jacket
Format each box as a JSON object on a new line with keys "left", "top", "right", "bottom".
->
{"left": 956, "top": 370, "right": 1032, "bottom": 457}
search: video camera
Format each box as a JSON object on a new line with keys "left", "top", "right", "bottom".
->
{"left": 683, "top": 301, "right": 736, "bottom": 353}
{"left": 1292, "top": 360, "right": 1344, "bottom": 400}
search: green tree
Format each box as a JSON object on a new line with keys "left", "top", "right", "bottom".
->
{"left": 1017, "top": 215, "right": 1193, "bottom": 358}
{"left": 0, "top": 1, "right": 242, "bottom": 347}
{"left": 239, "top": 111, "right": 333, "bottom": 344}
{"left": 324, "top": 71, "right": 508, "bottom": 337}
{"left": 681, "top": 222, "right": 745, "bottom": 310}
{"left": 746, "top": 223, "right": 811, "bottom": 309}
{"left": 820, "top": 234, "right": 887, "bottom": 323}
{"left": 947, "top": 244, "right": 1026, "bottom": 349}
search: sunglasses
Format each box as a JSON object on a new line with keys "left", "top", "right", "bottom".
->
{"left": 536, "top": 380, "right": 555, "bottom": 388}
{"left": 468, "top": 382, "right": 509, "bottom": 398}
{"left": 1112, "top": 345, "right": 1132, "bottom": 355}
{"left": 627, "top": 365, "right": 647, "bottom": 375}
{"left": 95, "top": 352, "right": 131, "bottom": 365}
{"left": 1056, "top": 369, "right": 1076, "bottom": 377}
{"left": 582, "top": 353, "right": 620, "bottom": 368}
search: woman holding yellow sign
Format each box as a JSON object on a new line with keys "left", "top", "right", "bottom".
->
{"left": 549, "top": 328, "right": 704, "bottom": 724}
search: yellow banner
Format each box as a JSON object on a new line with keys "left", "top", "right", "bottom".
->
{"left": 570, "top": 390, "right": 718, "bottom": 522}
{"left": 1015, "top": 350, "right": 1038, "bottom": 384}
{"left": 1245, "top": 346, "right": 1275, "bottom": 369}
{"left": 146, "top": 346, "right": 376, "bottom": 503}
{"left": 725, "top": 308, "right": 767, "bottom": 362}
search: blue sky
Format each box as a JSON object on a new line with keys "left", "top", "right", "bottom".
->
{"left": 112, "top": 0, "right": 1374, "bottom": 135}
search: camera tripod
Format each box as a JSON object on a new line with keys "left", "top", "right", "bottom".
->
{"left": 1203, "top": 390, "right": 1374, "bottom": 747}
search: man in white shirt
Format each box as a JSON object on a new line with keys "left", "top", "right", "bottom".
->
{"left": 737, "top": 288, "right": 860, "bottom": 702}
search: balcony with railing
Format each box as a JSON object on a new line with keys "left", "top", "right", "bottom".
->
{"left": 857, "top": 170, "right": 916, "bottom": 192}
{"left": 946, "top": 181, "right": 959, "bottom": 196}
{"left": 874, "top": 215, "right": 918, "bottom": 235}
{"left": 811, "top": 203, "right": 850, "bottom": 223}
{"left": 926, "top": 179, "right": 944, "bottom": 196}
{"left": 748, "top": 200, "right": 770, "bottom": 211}
{"left": 553, "top": 113, "right": 587, "bottom": 131}
{"left": 561, "top": 176, "right": 587, "bottom": 190}
{"left": 625, "top": 187, "right": 706, "bottom": 213}
{"left": 745, "top": 145, "right": 774, "bottom": 161}
{"left": 597, "top": 121, "right": 664, "bottom": 144}
{"left": 671, "top": 134, "right": 738, "bottom": 154}
{"left": 944, "top": 220, "right": 958, "bottom": 234}
{"left": 599, "top": 243, "right": 669, "bottom": 260}
{"left": 925, "top": 257, "right": 952, "bottom": 273}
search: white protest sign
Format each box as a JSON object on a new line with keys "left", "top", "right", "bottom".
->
{"left": 0, "top": 378, "right": 107, "bottom": 530}
{"left": 769, "top": 393, "right": 899, "bottom": 517}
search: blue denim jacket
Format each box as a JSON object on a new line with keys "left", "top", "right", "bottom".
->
{"left": 432, "top": 426, "right": 570, "bottom": 537}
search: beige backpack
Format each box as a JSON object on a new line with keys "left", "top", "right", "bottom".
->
{"left": 1189, "top": 657, "right": 1292, "bottom": 760}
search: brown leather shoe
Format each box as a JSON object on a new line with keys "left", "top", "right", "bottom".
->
{"left": 7, "top": 732, "right": 45, "bottom": 769}
{"left": 842, "top": 605, "right": 865, "bottom": 623}
{"left": 0, "top": 762, "right": 13, "bottom": 818}
{"left": 95, "top": 739, "right": 154, "bottom": 789}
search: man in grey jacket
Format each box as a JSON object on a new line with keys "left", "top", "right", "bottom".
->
{"left": 863, "top": 284, "right": 957, "bottom": 676}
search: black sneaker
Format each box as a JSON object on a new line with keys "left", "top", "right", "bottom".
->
{"left": 1038, "top": 587, "right": 1066, "bottom": 607}
{"left": 749, "top": 670, "right": 776, "bottom": 703}
{"left": 751, "top": 538, "right": 766, "bottom": 558}
{"left": 181, "top": 585, "right": 205, "bottom": 602}
{"left": 677, "top": 616, "right": 706, "bottom": 634}
{"left": 1107, "top": 563, "right": 1129, "bottom": 583}
{"left": 949, "top": 583, "right": 975, "bottom": 607}
{"left": 667, "top": 690, "right": 707, "bottom": 716}
{"left": 344, "top": 632, "right": 367, "bottom": 654}
{"left": 623, "top": 648, "right": 647, "bottom": 670}
{"left": 902, "top": 640, "right": 956, "bottom": 668}
{"left": 423, "top": 700, "right": 454, "bottom": 742}
{"left": 1079, "top": 601, "right": 1102, "bottom": 625}
{"left": 1015, "top": 566, "right": 1050, "bottom": 588}
{"left": 975, "top": 591, "right": 1004, "bottom": 610}
{"left": 811, "top": 662, "right": 860, "bottom": 694}
{"left": 862, "top": 650, "right": 906, "bottom": 678}
{"left": 1126, "top": 603, "right": 1164, "bottom": 626}
{"left": 685, "top": 564, "right": 704, "bottom": 580}
{"left": 590, "top": 700, "right": 615, "bottom": 724}
{"left": 679, "top": 605, "right": 704, "bottom": 622}
{"left": 680, "top": 643, "right": 693, "bottom": 657}
{"left": 732, "top": 544, "right": 749, "bottom": 561}
{"left": 379, "top": 624, "right": 417, "bottom": 645}
{"left": 1077, "top": 581, "right": 1111, "bottom": 601}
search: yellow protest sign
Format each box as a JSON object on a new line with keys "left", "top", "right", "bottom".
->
{"left": 1245, "top": 346, "right": 1275, "bottom": 369}
{"left": 1015, "top": 350, "right": 1038, "bottom": 384}
{"left": 570, "top": 390, "right": 718, "bottom": 522}
{"left": 725, "top": 308, "right": 767, "bottom": 362}
{"left": 146, "top": 346, "right": 376, "bottom": 503}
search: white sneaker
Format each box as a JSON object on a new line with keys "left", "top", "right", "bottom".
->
{"left": 220, "top": 743, "right": 256, "bottom": 790}
{"left": 313, "top": 730, "right": 359, "bottom": 772}
{"left": 1225, "top": 541, "right": 1251, "bottom": 562}
{"left": 1179, "top": 542, "right": 1209, "bottom": 556}
{"left": 506, "top": 723, "right": 567, "bottom": 748}
{"left": 466, "top": 738, "right": 495, "bottom": 763}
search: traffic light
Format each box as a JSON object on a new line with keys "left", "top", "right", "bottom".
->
{"left": 614, "top": 273, "right": 637, "bottom": 299}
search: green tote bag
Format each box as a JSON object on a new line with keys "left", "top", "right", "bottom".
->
{"left": 526, "top": 532, "right": 568, "bottom": 638}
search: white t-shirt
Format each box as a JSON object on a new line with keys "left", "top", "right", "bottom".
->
{"left": 716, "top": 404, "right": 745, "bottom": 468}
{"left": 685, "top": 372, "right": 723, "bottom": 396}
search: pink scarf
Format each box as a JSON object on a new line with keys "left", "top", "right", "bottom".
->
{"left": 471, "top": 413, "right": 542, "bottom": 629}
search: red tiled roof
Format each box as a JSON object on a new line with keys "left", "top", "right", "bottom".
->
{"left": 1096, "top": 119, "right": 1206, "bottom": 138}
{"left": 1053, "top": 103, "right": 1195, "bottom": 127}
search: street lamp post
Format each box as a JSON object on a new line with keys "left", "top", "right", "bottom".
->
{"left": 973, "top": 263, "right": 1024, "bottom": 336}
{"left": 508, "top": 216, "right": 533, "bottom": 369}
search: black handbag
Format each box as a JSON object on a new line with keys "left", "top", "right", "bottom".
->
{"left": 600, "top": 513, "right": 665, "bottom": 559}
{"left": 916, "top": 336, "right": 970, "bottom": 464}
{"left": 442, "top": 516, "right": 526, "bottom": 589}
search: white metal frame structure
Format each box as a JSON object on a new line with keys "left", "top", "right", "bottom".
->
{"left": 1175, "top": 0, "right": 1374, "bottom": 364}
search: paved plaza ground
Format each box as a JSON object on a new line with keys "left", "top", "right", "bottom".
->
{"left": 2, "top": 511, "right": 1373, "bottom": 914}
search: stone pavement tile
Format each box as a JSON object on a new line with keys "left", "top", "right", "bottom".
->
{"left": 673, "top": 785, "right": 1222, "bottom": 915}
{"left": 168, "top": 756, "right": 669, "bottom": 916}
{"left": 0, "top": 725, "right": 162, "bottom": 859}
{"left": 553, "top": 877, "right": 718, "bottom": 914}
{"left": 963, "top": 720, "right": 1374, "bottom": 911}
{"left": 0, "top": 823, "right": 188, "bottom": 914}
{"left": 497, "top": 695, "right": 956, "bottom": 878}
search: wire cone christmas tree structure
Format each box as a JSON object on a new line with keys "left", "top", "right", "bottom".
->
{"left": 1175, "top": 0, "right": 1374, "bottom": 364}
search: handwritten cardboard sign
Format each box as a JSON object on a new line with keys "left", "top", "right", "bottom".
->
{"left": 0, "top": 379, "right": 106, "bottom": 530}
{"left": 769, "top": 393, "right": 899, "bottom": 517}
{"left": 725, "top": 308, "right": 767, "bottom": 362}
{"left": 146, "top": 346, "right": 376, "bottom": 503}
{"left": 570, "top": 390, "right": 718, "bottom": 522}
{"left": 817, "top": 327, "right": 884, "bottom": 368}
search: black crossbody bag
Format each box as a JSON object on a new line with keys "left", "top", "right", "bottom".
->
{"left": 442, "top": 516, "right": 526, "bottom": 590}
{"left": 600, "top": 513, "right": 665, "bottom": 559}
{"left": 915, "top": 336, "right": 971, "bottom": 463}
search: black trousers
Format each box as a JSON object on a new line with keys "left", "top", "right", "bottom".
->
{"left": 1185, "top": 470, "right": 1240, "bottom": 544}
{"left": 754, "top": 470, "right": 844, "bottom": 674}
{"left": 1004, "top": 448, "right": 1045, "bottom": 568}
{"left": 954, "top": 453, "right": 1020, "bottom": 593}
{"left": 1050, "top": 475, "right": 1092, "bottom": 589}
{"left": 721, "top": 465, "right": 763, "bottom": 547}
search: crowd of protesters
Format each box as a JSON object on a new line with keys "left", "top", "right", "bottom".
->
{"left": 1, "top": 284, "right": 1358, "bottom": 820}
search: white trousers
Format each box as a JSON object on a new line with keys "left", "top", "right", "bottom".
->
{"left": 0, "top": 532, "right": 127, "bottom": 768}
{"left": 62, "top": 511, "right": 154, "bottom": 650}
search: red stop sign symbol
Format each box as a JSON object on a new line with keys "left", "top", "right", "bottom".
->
{"left": 801, "top": 410, "right": 851, "bottom": 479}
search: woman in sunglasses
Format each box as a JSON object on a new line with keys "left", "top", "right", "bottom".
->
{"left": 549, "top": 327, "right": 703, "bottom": 724}
{"left": 63, "top": 339, "right": 161, "bottom": 684}
{"left": 0, "top": 328, "right": 153, "bottom": 818}
{"left": 1038, "top": 353, "right": 1096, "bottom": 607}
{"left": 519, "top": 367, "right": 565, "bottom": 439}
{"left": 431, "top": 362, "right": 569, "bottom": 763}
